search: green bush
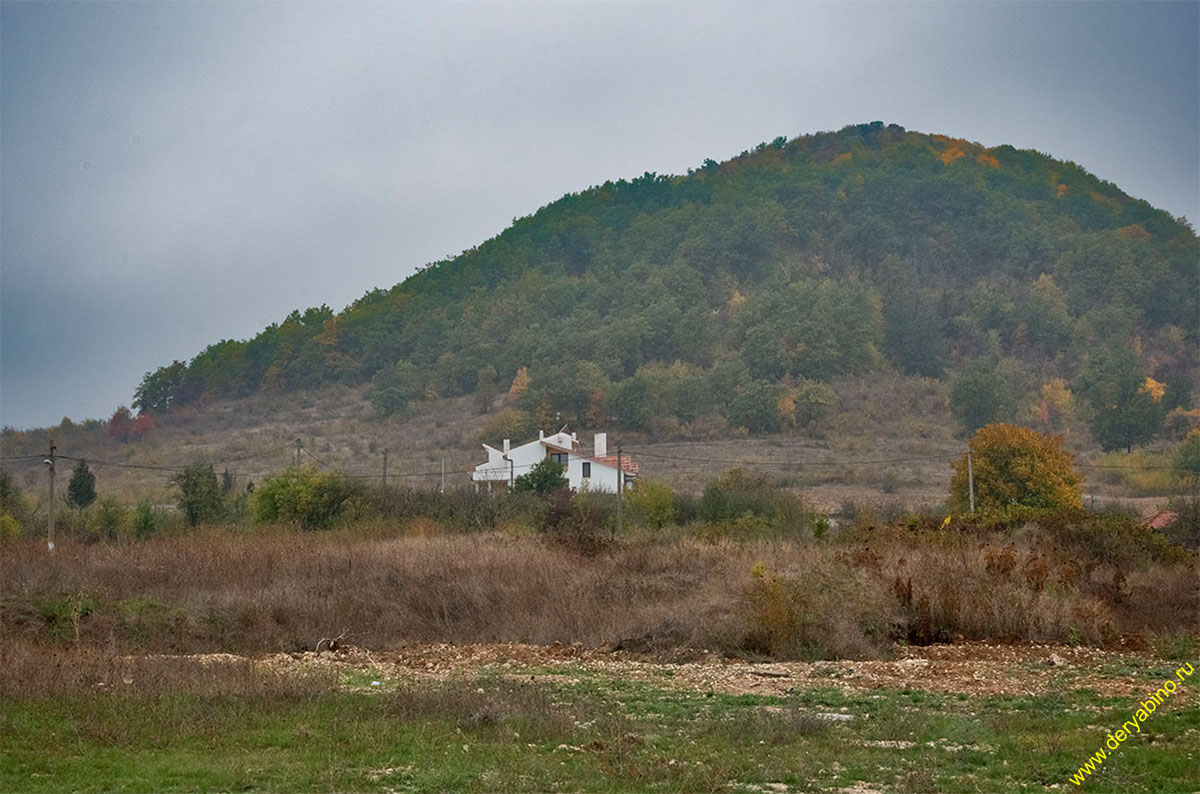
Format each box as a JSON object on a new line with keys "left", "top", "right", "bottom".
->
{"left": 254, "top": 467, "right": 362, "bottom": 530}
{"left": 626, "top": 480, "right": 676, "bottom": 528}
{"left": 171, "top": 465, "right": 225, "bottom": 527}
{"left": 94, "top": 498, "right": 128, "bottom": 541}
{"left": 727, "top": 381, "right": 784, "bottom": 434}
{"left": 370, "top": 361, "right": 426, "bottom": 418}
{"left": 132, "top": 500, "right": 160, "bottom": 539}
{"left": 1162, "top": 497, "right": 1199, "bottom": 550}
{"left": 1030, "top": 509, "right": 1189, "bottom": 568}
{"left": 0, "top": 513, "right": 21, "bottom": 542}
{"left": 698, "top": 469, "right": 822, "bottom": 537}
{"left": 363, "top": 486, "right": 543, "bottom": 533}
{"left": 0, "top": 468, "right": 32, "bottom": 528}
{"left": 478, "top": 409, "right": 537, "bottom": 448}
{"left": 1174, "top": 429, "right": 1200, "bottom": 482}
{"left": 512, "top": 458, "right": 568, "bottom": 496}
{"left": 66, "top": 459, "right": 97, "bottom": 511}
{"left": 699, "top": 469, "right": 779, "bottom": 522}
{"left": 792, "top": 381, "right": 837, "bottom": 427}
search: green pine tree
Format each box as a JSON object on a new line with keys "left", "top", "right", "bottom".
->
{"left": 66, "top": 458, "right": 97, "bottom": 511}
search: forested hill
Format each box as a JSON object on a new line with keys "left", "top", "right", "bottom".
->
{"left": 134, "top": 122, "right": 1198, "bottom": 447}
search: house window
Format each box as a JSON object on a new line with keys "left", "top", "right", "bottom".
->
{"left": 582, "top": 462, "right": 591, "bottom": 479}
{"left": 549, "top": 452, "right": 567, "bottom": 466}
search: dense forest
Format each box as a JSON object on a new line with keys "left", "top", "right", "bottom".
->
{"left": 133, "top": 123, "right": 1198, "bottom": 449}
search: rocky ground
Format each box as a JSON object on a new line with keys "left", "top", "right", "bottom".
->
{"left": 162, "top": 640, "right": 1195, "bottom": 703}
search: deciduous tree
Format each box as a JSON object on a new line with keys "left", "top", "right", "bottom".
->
{"left": 134, "top": 360, "right": 186, "bottom": 415}
{"left": 950, "top": 424, "right": 1082, "bottom": 516}
{"left": 949, "top": 361, "right": 1017, "bottom": 435}
{"left": 1077, "top": 345, "right": 1165, "bottom": 452}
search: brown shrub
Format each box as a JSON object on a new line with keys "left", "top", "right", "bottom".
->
{"left": 884, "top": 543, "right": 1120, "bottom": 645}
{"left": 1, "top": 518, "right": 1193, "bottom": 668}
{"left": 743, "top": 556, "right": 901, "bottom": 659}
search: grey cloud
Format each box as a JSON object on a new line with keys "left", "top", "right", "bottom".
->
{"left": 2, "top": 1, "right": 1196, "bottom": 428}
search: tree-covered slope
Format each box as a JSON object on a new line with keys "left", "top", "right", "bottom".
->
{"left": 135, "top": 123, "right": 1198, "bottom": 445}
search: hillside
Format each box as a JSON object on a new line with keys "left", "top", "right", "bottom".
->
{"left": 0, "top": 368, "right": 1189, "bottom": 516}
{"left": 3, "top": 123, "right": 1198, "bottom": 509}
{"left": 121, "top": 123, "right": 1196, "bottom": 445}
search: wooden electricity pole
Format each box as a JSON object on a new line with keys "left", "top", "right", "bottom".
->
{"left": 967, "top": 447, "right": 976, "bottom": 514}
{"left": 382, "top": 448, "right": 389, "bottom": 487}
{"left": 294, "top": 438, "right": 302, "bottom": 467}
{"left": 46, "top": 441, "right": 56, "bottom": 552}
{"left": 615, "top": 442, "right": 622, "bottom": 536}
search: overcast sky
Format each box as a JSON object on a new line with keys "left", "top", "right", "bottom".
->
{"left": 2, "top": 1, "right": 1197, "bottom": 430}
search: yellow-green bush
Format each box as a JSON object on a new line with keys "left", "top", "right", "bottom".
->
{"left": 626, "top": 480, "right": 676, "bottom": 529}
{"left": 253, "top": 466, "right": 361, "bottom": 530}
{"left": 0, "top": 513, "right": 21, "bottom": 542}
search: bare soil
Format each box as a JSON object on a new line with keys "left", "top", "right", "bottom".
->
{"left": 202, "top": 640, "right": 1192, "bottom": 702}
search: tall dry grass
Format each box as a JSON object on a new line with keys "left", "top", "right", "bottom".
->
{"left": 2, "top": 529, "right": 748, "bottom": 654}
{"left": 3, "top": 517, "right": 1194, "bottom": 664}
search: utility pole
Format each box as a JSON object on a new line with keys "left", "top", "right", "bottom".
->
{"left": 615, "top": 442, "right": 622, "bottom": 536}
{"left": 440, "top": 457, "right": 445, "bottom": 494}
{"left": 967, "top": 447, "right": 976, "bottom": 514}
{"left": 294, "top": 438, "right": 302, "bottom": 467}
{"left": 45, "top": 440, "right": 56, "bottom": 553}
{"left": 382, "top": 448, "right": 389, "bottom": 487}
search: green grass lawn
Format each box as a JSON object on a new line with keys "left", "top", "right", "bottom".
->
{"left": 3, "top": 669, "right": 1198, "bottom": 793}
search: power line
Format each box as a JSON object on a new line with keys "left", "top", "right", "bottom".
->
{"left": 19, "top": 444, "right": 1188, "bottom": 485}
{"left": 50, "top": 442, "right": 298, "bottom": 476}
{"left": 55, "top": 454, "right": 181, "bottom": 473}
{"left": 625, "top": 448, "right": 949, "bottom": 468}
{"left": 301, "top": 447, "right": 337, "bottom": 470}
{"left": 1077, "top": 463, "right": 1178, "bottom": 471}
{"left": 212, "top": 444, "right": 294, "bottom": 464}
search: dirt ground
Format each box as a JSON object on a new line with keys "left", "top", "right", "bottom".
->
{"left": 228, "top": 640, "right": 1193, "bottom": 702}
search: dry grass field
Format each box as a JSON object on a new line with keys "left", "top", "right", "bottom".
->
{"left": 2, "top": 520, "right": 1197, "bottom": 793}
{"left": 4, "top": 369, "right": 1196, "bottom": 792}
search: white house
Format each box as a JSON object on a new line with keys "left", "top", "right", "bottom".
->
{"left": 472, "top": 430, "right": 638, "bottom": 493}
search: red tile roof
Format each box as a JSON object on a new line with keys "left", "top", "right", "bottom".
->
{"left": 592, "top": 455, "right": 639, "bottom": 474}
{"left": 1140, "top": 510, "right": 1178, "bottom": 530}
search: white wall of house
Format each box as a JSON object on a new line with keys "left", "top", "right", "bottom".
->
{"left": 565, "top": 454, "right": 629, "bottom": 493}
{"left": 472, "top": 430, "right": 634, "bottom": 493}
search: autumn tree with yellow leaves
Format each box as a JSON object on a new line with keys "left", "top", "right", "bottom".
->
{"left": 507, "top": 367, "right": 531, "bottom": 402}
{"left": 950, "top": 424, "right": 1083, "bottom": 517}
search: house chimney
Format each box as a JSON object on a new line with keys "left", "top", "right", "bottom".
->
{"left": 503, "top": 439, "right": 510, "bottom": 454}
{"left": 539, "top": 429, "right": 544, "bottom": 440}
{"left": 594, "top": 432, "right": 607, "bottom": 457}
